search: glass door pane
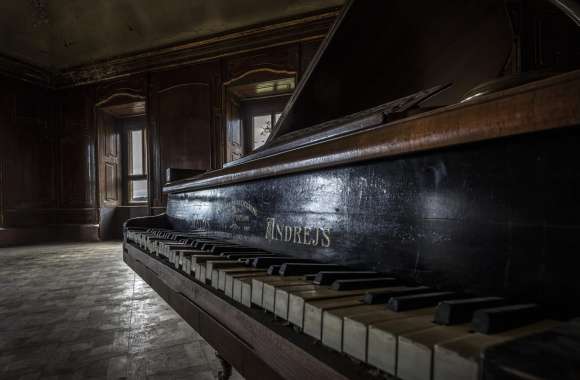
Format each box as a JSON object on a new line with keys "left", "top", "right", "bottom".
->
{"left": 130, "top": 130, "right": 144, "bottom": 175}
{"left": 252, "top": 114, "right": 272, "bottom": 149}
{"left": 130, "top": 179, "right": 148, "bottom": 202}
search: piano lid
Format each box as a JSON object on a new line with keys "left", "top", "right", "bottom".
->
{"left": 268, "top": 0, "right": 514, "bottom": 142}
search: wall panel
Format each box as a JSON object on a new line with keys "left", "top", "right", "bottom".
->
{"left": 2, "top": 78, "right": 56, "bottom": 228}
{"left": 149, "top": 62, "right": 221, "bottom": 208}
{"left": 56, "top": 86, "right": 97, "bottom": 223}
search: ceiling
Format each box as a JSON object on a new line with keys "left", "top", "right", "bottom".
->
{"left": 0, "top": 0, "right": 343, "bottom": 70}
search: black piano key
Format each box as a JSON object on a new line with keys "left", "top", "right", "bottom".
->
{"left": 387, "top": 291, "right": 462, "bottom": 312}
{"left": 211, "top": 246, "right": 266, "bottom": 254}
{"left": 222, "top": 252, "right": 273, "bottom": 259}
{"left": 192, "top": 240, "right": 218, "bottom": 249}
{"left": 481, "top": 320, "right": 580, "bottom": 380}
{"left": 472, "top": 304, "right": 542, "bottom": 334}
{"left": 202, "top": 243, "right": 235, "bottom": 250}
{"left": 304, "top": 274, "right": 317, "bottom": 281}
{"left": 199, "top": 242, "right": 231, "bottom": 250}
{"left": 267, "top": 265, "right": 281, "bottom": 275}
{"left": 252, "top": 257, "right": 314, "bottom": 268}
{"left": 331, "top": 277, "right": 400, "bottom": 290}
{"left": 313, "top": 271, "right": 383, "bottom": 286}
{"left": 279, "top": 263, "right": 346, "bottom": 276}
{"left": 363, "top": 286, "right": 432, "bottom": 304}
{"left": 434, "top": 296, "right": 507, "bottom": 325}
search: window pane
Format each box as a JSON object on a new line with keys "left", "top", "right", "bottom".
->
{"left": 231, "top": 119, "right": 241, "bottom": 145}
{"left": 130, "top": 179, "right": 148, "bottom": 202}
{"left": 275, "top": 113, "right": 282, "bottom": 124}
{"left": 130, "top": 130, "right": 144, "bottom": 175}
{"left": 253, "top": 115, "right": 271, "bottom": 150}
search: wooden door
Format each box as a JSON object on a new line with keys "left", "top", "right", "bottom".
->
{"left": 97, "top": 110, "right": 121, "bottom": 208}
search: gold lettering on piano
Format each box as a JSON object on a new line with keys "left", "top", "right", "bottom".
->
{"left": 265, "top": 218, "right": 331, "bottom": 248}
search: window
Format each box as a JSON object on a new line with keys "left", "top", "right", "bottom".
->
{"left": 126, "top": 127, "right": 148, "bottom": 203}
{"left": 251, "top": 112, "right": 282, "bottom": 150}
{"left": 225, "top": 76, "right": 295, "bottom": 162}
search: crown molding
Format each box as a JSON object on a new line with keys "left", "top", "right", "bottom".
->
{"left": 53, "top": 8, "right": 339, "bottom": 88}
{"left": 0, "top": 54, "right": 52, "bottom": 88}
{"left": 0, "top": 9, "right": 338, "bottom": 90}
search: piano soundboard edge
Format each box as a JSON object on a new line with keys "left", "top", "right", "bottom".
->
{"left": 122, "top": 241, "right": 387, "bottom": 380}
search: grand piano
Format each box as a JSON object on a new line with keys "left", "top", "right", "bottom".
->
{"left": 123, "top": 1, "right": 580, "bottom": 379}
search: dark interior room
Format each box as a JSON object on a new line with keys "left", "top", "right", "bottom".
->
{"left": 1, "top": 1, "right": 580, "bottom": 379}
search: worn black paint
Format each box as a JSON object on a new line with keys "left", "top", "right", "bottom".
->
{"left": 166, "top": 126, "right": 580, "bottom": 317}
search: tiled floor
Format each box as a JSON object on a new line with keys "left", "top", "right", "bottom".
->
{"left": 0, "top": 242, "right": 242, "bottom": 380}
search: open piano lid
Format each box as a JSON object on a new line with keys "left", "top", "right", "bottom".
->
{"left": 265, "top": 0, "right": 514, "bottom": 145}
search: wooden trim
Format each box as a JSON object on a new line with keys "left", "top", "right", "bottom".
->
{"left": 268, "top": 1, "right": 351, "bottom": 141}
{"left": 0, "top": 159, "right": 5, "bottom": 226}
{"left": 223, "top": 68, "right": 297, "bottom": 87}
{"left": 165, "top": 69, "right": 580, "bottom": 193}
{"left": 0, "top": 224, "right": 99, "bottom": 247}
{"left": 95, "top": 92, "right": 146, "bottom": 108}
{"left": 157, "top": 82, "right": 210, "bottom": 94}
{"left": 124, "top": 243, "right": 380, "bottom": 380}
{"left": 53, "top": 9, "right": 338, "bottom": 88}
{"left": 0, "top": 9, "right": 336, "bottom": 89}
{"left": 0, "top": 54, "right": 52, "bottom": 88}
{"left": 124, "top": 250, "right": 284, "bottom": 380}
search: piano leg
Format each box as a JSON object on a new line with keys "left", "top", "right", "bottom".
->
{"left": 216, "top": 353, "right": 233, "bottom": 380}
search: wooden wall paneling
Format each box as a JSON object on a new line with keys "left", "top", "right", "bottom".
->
{"left": 57, "top": 86, "right": 98, "bottom": 224}
{"left": 147, "top": 72, "right": 161, "bottom": 213}
{"left": 149, "top": 62, "right": 221, "bottom": 208}
{"left": 94, "top": 75, "right": 147, "bottom": 221}
{"left": 299, "top": 40, "right": 323, "bottom": 77}
{"left": 225, "top": 95, "right": 243, "bottom": 163}
{"left": 4, "top": 81, "right": 55, "bottom": 223}
{"left": 96, "top": 111, "right": 121, "bottom": 207}
{"left": 0, "top": 156, "right": 5, "bottom": 227}
{"left": 211, "top": 69, "right": 224, "bottom": 170}
{"left": 224, "top": 45, "right": 300, "bottom": 83}
{"left": 221, "top": 45, "right": 303, "bottom": 165}
{"left": 94, "top": 75, "right": 147, "bottom": 109}
{"left": 0, "top": 78, "right": 8, "bottom": 226}
{"left": 54, "top": 9, "right": 338, "bottom": 88}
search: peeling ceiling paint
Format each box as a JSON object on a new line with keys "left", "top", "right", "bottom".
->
{"left": 0, "top": 0, "right": 343, "bottom": 69}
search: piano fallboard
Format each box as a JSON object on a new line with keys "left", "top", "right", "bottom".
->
{"left": 164, "top": 123, "right": 580, "bottom": 316}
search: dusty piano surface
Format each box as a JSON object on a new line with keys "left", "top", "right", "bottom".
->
{"left": 123, "top": 0, "right": 580, "bottom": 379}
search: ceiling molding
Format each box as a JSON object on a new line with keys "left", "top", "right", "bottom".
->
{"left": 53, "top": 8, "right": 338, "bottom": 88}
{"left": 0, "top": 8, "right": 337, "bottom": 90}
{"left": 0, "top": 54, "right": 52, "bottom": 88}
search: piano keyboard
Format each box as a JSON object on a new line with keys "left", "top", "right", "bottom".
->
{"left": 126, "top": 228, "right": 578, "bottom": 380}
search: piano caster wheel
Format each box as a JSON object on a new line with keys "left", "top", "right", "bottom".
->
{"left": 216, "top": 353, "right": 233, "bottom": 380}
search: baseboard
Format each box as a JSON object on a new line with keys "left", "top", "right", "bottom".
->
{"left": 0, "top": 224, "right": 99, "bottom": 247}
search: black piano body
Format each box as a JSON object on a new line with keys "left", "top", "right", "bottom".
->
{"left": 124, "top": 1, "right": 580, "bottom": 379}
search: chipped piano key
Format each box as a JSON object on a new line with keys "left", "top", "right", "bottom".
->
{"left": 251, "top": 276, "right": 307, "bottom": 307}
{"left": 263, "top": 281, "right": 312, "bottom": 313}
{"left": 367, "top": 315, "right": 438, "bottom": 376}
{"left": 343, "top": 306, "right": 434, "bottom": 362}
{"left": 289, "top": 285, "right": 421, "bottom": 329}
{"left": 321, "top": 304, "right": 387, "bottom": 351}
{"left": 397, "top": 323, "right": 473, "bottom": 380}
{"left": 223, "top": 269, "right": 266, "bottom": 297}
{"left": 303, "top": 296, "right": 366, "bottom": 340}
{"left": 274, "top": 284, "right": 320, "bottom": 319}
